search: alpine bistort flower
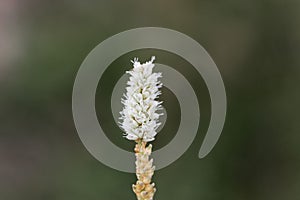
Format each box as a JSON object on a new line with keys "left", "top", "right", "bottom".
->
{"left": 120, "top": 56, "right": 162, "bottom": 200}
{"left": 120, "top": 56, "right": 162, "bottom": 142}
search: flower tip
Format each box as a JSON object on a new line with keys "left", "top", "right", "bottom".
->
{"left": 150, "top": 56, "right": 155, "bottom": 63}
{"left": 131, "top": 57, "right": 138, "bottom": 64}
{"left": 131, "top": 57, "right": 141, "bottom": 68}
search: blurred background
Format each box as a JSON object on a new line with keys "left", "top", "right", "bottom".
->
{"left": 1, "top": 0, "right": 300, "bottom": 199}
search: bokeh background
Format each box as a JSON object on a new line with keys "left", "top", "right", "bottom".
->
{"left": 1, "top": 0, "right": 300, "bottom": 199}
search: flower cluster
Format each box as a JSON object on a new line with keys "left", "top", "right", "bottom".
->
{"left": 132, "top": 141, "right": 156, "bottom": 200}
{"left": 120, "top": 56, "right": 162, "bottom": 142}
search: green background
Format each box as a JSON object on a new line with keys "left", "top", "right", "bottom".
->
{"left": 1, "top": 0, "right": 300, "bottom": 199}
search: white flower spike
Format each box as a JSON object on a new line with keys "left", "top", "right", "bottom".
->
{"left": 120, "top": 56, "right": 162, "bottom": 200}
{"left": 120, "top": 56, "right": 163, "bottom": 142}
